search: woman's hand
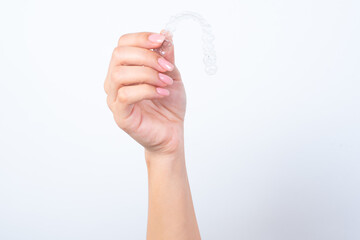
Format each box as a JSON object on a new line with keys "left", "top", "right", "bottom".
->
{"left": 104, "top": 31, "right": 186, "bottom": 157}
{"left": 104, "top": 31, "right": 200, "bottom": 240}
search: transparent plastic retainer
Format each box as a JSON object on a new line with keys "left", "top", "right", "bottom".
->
{"left": 154, "top": 11, "right": 217, "bottom": 75}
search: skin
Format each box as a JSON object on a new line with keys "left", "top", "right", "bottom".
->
{"left": 104, "top": 31, "right": 201, "bottom": 240}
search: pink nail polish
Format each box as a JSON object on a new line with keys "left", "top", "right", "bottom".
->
{"left": 158, "top": 73, "right": 173, "bottom": 85}
{"left": 156, "top": 87, "right": 170, "bottom": 96}
{"left": 148, "top": 33, "right": 165, "bottom": 43}
{"left": 158, "top": 58, "right": 174, "bottom": 71}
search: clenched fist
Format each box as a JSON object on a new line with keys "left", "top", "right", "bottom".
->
{"left": 104, "top": 31, "right": 186, "bottom": 157}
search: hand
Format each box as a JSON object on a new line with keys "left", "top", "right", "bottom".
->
{"left": 104, "top": 31, "right": 186, "bottom": 156}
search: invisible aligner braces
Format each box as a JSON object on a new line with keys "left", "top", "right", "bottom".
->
{"left": 154, "top": 11, "right": 217, "bottom": 75}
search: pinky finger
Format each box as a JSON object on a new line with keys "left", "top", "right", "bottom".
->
{"left": 114, "top": 84, "right": 170, "bottom": 119}
{"left": 118, "top": 84, "right": 170, "bottom": 105}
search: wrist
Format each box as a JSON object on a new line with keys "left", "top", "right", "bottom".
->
{"left": 144, "top": 124, "right": 185, "bottom": 165}
{"left": 145, "top": 141, "right": 185, "bottom": 166}
{"left": 145, "top": 143, "right": 187, "bottom": 182}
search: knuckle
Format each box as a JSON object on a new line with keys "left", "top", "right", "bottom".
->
{"left": 110, "top": 67, "right": 126, "bottom": 86}
{"left": 111, "top": 47, "right": 119, "bottom": 60}
{"left": 104, "top": 81, "right": 109, "bottom": 94}
{"left": 112, "top": 46, "right": 118, "bottom": 56}
{"left": 117, "top": 33, "right": 129, "bottom": 45}
{"left": 106, "top": 95, "right": 114, "bottom": 110}
{"left": 117, "top": 88, "right": 128, "bottom": 103}
{"left": 110, "top": 69, "right": 120, "bottom": 82}
{"left": 112, "top": 46, "right": 124, "bottom": 60}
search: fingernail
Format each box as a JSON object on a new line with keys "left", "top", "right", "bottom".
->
{"left": 148, "top": 33, "right": 165, "bottom": 43}
{"left": 158, "top": 73, "right": 173, "bottom": 85}
{"left": 158, "top": 58, "right": 174, "bottom": 71}
{"left": 156, "top": 87, "right": 170, "bottom": 96}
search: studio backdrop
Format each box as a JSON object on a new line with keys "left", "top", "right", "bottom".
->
{"left": 0, "top": 0, "right": 359, "bottom": 239}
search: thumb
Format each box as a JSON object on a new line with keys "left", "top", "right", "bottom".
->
{"left": 159, "top": 29, "right": 175, "bottom": 64}
{"left": 158, "top": 29, "right": 181, "bottom": 81}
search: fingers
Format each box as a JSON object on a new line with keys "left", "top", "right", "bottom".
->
{"left": 111, "top": 84, "right": 170, "bottom": 120}
{"left": 104, "top": 31, "right": 177, "bottom": 96}
{"left": 118, "top": 84, "right": 169, "bottom": 105}
{"left": 118, "top": 32, "right": 166, "bottom": 49}
{"left": 107, "top": 66, "right": 174, "bottom": 103}
{"left": 110, "top": 46, "right": 174, "bottom": 73}
{"left": 104, "top": 31, "right": 179, "bottom": 125}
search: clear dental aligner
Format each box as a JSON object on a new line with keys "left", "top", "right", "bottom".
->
{"left": 154, "top": 11, "right": 217, "bottom": 75}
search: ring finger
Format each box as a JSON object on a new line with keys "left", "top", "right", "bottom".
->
{"left": 108, "top": 65, "right": 174, "bottom": 103}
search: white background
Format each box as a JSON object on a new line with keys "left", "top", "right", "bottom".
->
{"left": 1, "top": 0, "right": 359, "bottom": 239}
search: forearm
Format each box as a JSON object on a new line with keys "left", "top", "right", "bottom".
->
{"left": 145, "top": 143, "right": 201, "bottom": 240}
{"left": 104, "top": 30, "right": 194, "bottom": 238}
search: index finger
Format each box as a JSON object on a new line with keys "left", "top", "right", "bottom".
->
{"left": 117, "top": 32, "right": 165, "bottom": 49}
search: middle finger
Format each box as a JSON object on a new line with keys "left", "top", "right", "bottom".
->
{"left": 110, "top": 46, "right": 174, "bottom": 73}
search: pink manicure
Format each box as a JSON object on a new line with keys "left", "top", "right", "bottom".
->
{"left": 156, "top": 87, "right": 170, "bottom": 96}
{"left": 158, "top": 58, "right": 174, "bottom": 71}
{"left": 148, "top": 33, "right": 165, "bottom": 43}
{"left": 158, "top": 73, "right": 173, "bottom": 85}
